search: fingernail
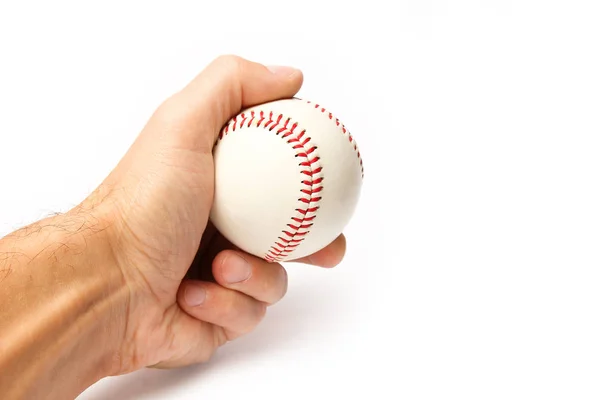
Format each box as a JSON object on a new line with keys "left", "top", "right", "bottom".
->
{"left": 223, "top": 253, "right": 251, "bottom": 283}
{"left": 185, "top": 285, "right": 206, "bottom": 307}
{"left": 267, "top": 65, "right": 299, "bottom": 76}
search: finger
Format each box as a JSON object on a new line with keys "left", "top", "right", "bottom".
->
{"left": 177, "top": 279, "right": 267, "bottom": 339}
{"left": 158, "top": 55, "right": 304, "bottom": 152}
{"left": 186, "top": 227, "right": 245, "bottom": 282}
{"left": 290, "top": 234, "right": 347, "bottom": 268}
{"left": 212, "top": 250, "right": 288, "bottom": 305}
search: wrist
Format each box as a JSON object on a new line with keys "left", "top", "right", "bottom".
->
{"left": 58, "top": 206, "right": 132, "bottom": 375}
{"left": 0, "top": 208, "right": 130, "bottom": 398}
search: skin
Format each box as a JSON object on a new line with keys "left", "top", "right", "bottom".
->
{"left": 0, "top": 55, "right": 346, "bottom": 400}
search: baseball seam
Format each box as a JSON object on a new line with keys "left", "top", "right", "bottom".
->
{"left": 305, "top": 100, "right": 364, "bottom": 178}
{"left": 217, "top": 99, "right": 362, "bottom": 262}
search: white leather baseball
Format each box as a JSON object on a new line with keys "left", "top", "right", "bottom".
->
{"left": 210, "top": 97, "right": 363, "bottom": 263}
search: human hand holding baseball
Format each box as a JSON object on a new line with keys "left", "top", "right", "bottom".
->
{"left": 88, "top": 55, "right": 348, "bottom": 371}
{"left": 0, "top": 55, "right": 349, "bottom": 399}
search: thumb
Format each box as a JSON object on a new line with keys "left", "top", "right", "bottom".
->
{"left": 156, "top": 55, "right": 304, "bottom": 153}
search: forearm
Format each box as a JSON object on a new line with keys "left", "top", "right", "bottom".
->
{"left": 0, "top": 210, "right": 128, "bottom": 399}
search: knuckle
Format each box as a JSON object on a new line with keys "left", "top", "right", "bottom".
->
{"left": 212, "top": 54, "right": 244, "bottom": 74}
{"left": 153, "top": 95, "right": 189, "bottom": 128}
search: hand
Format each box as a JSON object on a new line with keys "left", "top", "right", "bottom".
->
{"left": 86, "top": 55, "right": 347, "bottom": 374}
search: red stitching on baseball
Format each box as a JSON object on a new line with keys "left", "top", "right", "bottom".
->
{"left": 218, "top": 107, "right": 322, "bottom": 262}
{"left": 217, "top": 98, "right": 362, "bottom": 262}
{"left": 305, "top": 100, "right": 364, "bottom": 178}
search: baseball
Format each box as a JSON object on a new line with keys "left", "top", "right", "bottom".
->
{"left": 210, "top": 97, "right": 364, "bottom": 263}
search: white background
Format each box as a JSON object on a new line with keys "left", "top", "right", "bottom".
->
{"left": 1, "top": 1, "right": 600, "bottom": 399}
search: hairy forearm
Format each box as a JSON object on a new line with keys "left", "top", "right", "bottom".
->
{"left": 0, "top": 210, "right": 128, "bottom": 399}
